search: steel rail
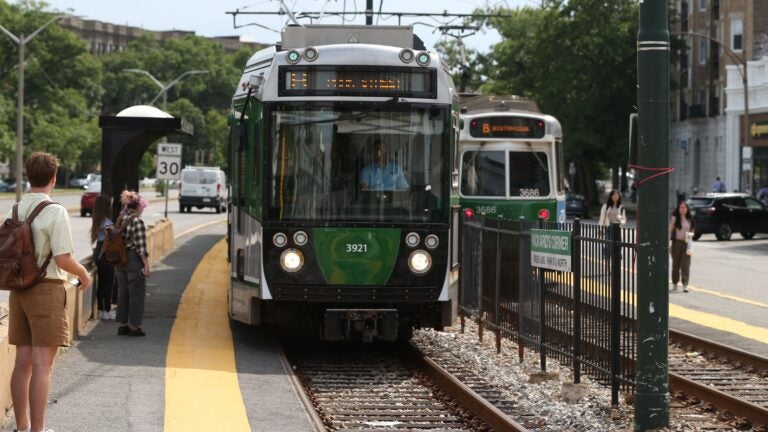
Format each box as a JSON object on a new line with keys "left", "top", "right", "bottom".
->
{"left": 408, "top": 343, "right": 529, "bottom": 432}
{"left": 668, "top": 372, "right": 768, "bottom": 427}
{"left": 669, "top": 329, "right": 768, "bottom": 372}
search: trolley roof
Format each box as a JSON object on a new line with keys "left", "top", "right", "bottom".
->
{"left": 459, "top": 94, "right": 540, "bottom": 114}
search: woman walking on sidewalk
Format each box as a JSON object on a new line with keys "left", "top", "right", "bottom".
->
{"left": 115, "top": 191, "right": 150, "bottom": 337}
{"left": 91, "top": 194, "right": 116, "bottom": 320}
{"left": 669, "top": 201, "right": 695, "bottom": 292}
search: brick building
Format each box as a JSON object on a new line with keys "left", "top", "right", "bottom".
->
{"left": 670, "top": 0, "right": 768, "bottom": 199}
{"left": 59, "top": 17, "right": 263, "bottom": 55}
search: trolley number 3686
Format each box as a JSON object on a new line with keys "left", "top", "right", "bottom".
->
{"left": 345, "top": 243, "right": 368, "bottom": 253}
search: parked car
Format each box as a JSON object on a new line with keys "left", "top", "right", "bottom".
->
{"left": 140, "top": 177, "right": 157, "bottom": 188}
{"left": 69, "top": 177, "right": 88, "bottom": 188}
{"left": 7, "top": 180, "right": 30, "bottom": 193}
{"left": 80, "top": 181, "right": 101, "bottom": 217}
{"left": 687, "top": 193, "right": 768, "bottom": 240}
{"left": 0, "top": 179, "right": 9, "bottom": 192}
{"left": 179, "top": 166, "right": 227, "bottom": 213}
{"left": 566, "top": 192, "right": 589, "bottom": 219}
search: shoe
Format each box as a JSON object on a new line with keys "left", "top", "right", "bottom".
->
{"left": 683, "top": 285, "right": 689, "bottom": 292}
{"left": 117, "top": 325, "right": 130, "bottom": 336}
{"left": 129, "top": 328, "right": 146, "bottom": 337}
{"left": 108, "top": 310, "right": 117, "bottom": 320}
{"left": 671, "top": 284, "right": 679, "bottom": 291}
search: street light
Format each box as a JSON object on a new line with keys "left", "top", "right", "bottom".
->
{"left": 674, "top": 31, "right": 749, "bottom": 191}
{"left": 122, "top": 68, "right": 208, "bottom": 217}
{"left": 122, "top": 68, "right": 209, "bottom": 110}
{"left": 0, "top": 13, "right": 71, "bottom": 202}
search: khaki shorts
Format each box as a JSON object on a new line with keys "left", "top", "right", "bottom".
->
{"left": 8, "top": 279, "right": 70, "bottom": 347}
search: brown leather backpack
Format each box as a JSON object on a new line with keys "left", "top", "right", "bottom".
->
{"left": 0, "top": 201, "right": 56, "bottom": 291}
{"left": 99, "top": 216, "right": 129, "bottom": 267}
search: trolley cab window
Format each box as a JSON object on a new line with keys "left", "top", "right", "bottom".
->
{"left": 461, "top": 150, "right": 551, "bottom": 198}
{"left": 268, "top": 106, "right": 449, "bottom": 222}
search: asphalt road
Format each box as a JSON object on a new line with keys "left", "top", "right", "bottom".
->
{"left": 575, "top": 214, "right": 768, "bottom": 356}
{"left": 0, "top": 189, "right": 226, "bottom": 304}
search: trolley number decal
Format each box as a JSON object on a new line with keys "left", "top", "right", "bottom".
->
{"left": 345, "top": 243, "right": 368, "bottom": 253}
{"left": 519, "top": 188, "right": 540, "bottom": 197}
{"left": 476, "top": 206, "right": 497, "bottom": 215}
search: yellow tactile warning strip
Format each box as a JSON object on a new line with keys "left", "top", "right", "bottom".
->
{"left": 669, "top": 303, "right": 768, "bottom": 345}
{"left": 558, "top": 272, "right": 768, "bottom": 346}
{"left": 164, "top": 239, "right": 251, "bottom": 431}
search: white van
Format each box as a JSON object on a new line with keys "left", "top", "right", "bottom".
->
{"left": 179, "top": 166, "right": 227, "bottom": 213}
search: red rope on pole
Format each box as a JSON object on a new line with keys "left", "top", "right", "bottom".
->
{"left": 628, "top": 164, "right": 674, "bottom": 186}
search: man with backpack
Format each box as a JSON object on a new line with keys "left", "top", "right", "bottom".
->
{"left": 4, "top": 152, "right": 91, "bottom": 432}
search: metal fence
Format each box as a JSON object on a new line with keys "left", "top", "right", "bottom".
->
{"left": 458, "top": 215, "right": 637, "bottom": 404}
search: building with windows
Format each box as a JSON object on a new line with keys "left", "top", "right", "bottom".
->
{"left": 59, "top": 17, "right": 263, "bottom": 55}
{"left": 669, "top": 0, "right": 768, "bottom": 200}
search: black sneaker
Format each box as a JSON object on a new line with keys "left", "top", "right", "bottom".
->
{"left": 117, "top": 325, "right": 130, "bottom": 336}
{"left": 129, "top": 328, "right": 146, "bottom": 337}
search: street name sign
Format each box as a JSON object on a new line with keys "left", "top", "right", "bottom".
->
{"left": 531, "top": 229, "right": 572, "bottom": 272}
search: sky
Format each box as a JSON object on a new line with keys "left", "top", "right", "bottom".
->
{"left": 28, "top": 0, "right": 539, "bottom": 53}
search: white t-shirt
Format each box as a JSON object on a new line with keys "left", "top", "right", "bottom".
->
{"left": 5, "top": 193, "right": 75, "bottom": 280}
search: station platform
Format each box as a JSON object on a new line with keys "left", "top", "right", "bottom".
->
{"left": 1, "top": 222, "right": 317, "bottom": 432}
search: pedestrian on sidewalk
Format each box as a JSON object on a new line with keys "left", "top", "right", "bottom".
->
{"left": 712, "top": 176, "right": 726, "bottom": 193}
{"left": 115, "top": 190, "right": 150, "bottom": 337}
{"left": 598, "top": 190, "right": 627, "bottom": 257}
{"left": 669, "top": 201, "right": 695, "bottom": 292}
{"left": 6, "top": 151, "right": 92, "bottom": 432}
{"left": 91, "top": 194, "right": 116, "bottom": 320}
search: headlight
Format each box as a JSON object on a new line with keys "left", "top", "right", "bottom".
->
{"left": 405, "top": 232, "right": 420, "bottom": 248}
{"left": 424, "top": 234, "right": 439, "bottom": 249}
{"left": 408, "top": 250, "right": 432, "bottom": 275}
{"left": 399, "top": 48, "right": 414, "bottom": 63}
{"left": 416, "top": 51, "right": 431, "bottom": 66}
{"left": 303, "top": 47, "right": 318, "bottom": 61}
{"left": 286, "top": 49, "right": 301, "bottom": 64}
{"left": 293, "top": 230, "right": 308, "bottom": 246}
{"left": 273, "top": 232, "right": 288, "bottom": 248}
{"left": 280, "top": 249, "right": 304, "bottom": 273}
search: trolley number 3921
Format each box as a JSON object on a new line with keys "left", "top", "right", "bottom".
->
{"left": 345, "top": 243, "right": 368, "bottom": 253}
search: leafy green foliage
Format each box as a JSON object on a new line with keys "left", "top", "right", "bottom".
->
{"left": 1, "top": 1, "right": 255, "bottom": 180}
{"left": 481, "top": 0, "right": 639, "bottom": 200}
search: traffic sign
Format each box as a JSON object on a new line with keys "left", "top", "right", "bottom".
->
{"left": 530, "top": 229, "right": 571, "bottom": 272}
{"left": 157, "top": 155, "right": 181, "bottom": 180}
{"left": 158, "top": 143, "right": 182, "bottom": 156}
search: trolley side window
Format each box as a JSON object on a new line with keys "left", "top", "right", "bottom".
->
{"left": 509, "top": 152, "right": 550, "bottom": 197}
{"left": 461, "top": 151, "right": 505, "bottom": 197}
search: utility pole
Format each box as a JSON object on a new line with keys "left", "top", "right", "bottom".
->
{"left": 0, "top": 14, "right": 70, "bottom": 202}
{"left": 635, "top": 0, "right": 670, "bottom": 430}
{"left": 366, "top": 0, "right": 373, "bottom": 25}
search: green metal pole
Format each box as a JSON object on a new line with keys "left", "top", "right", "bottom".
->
{"left": 635, "top": 0, "right": 670, "bottom": 430}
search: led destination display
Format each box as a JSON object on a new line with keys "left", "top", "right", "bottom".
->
{"left": 469, "top": 116, "right": 546, "bottom": 139}
{"left": 280, "top": 67, "right": 436, "bottom": 97}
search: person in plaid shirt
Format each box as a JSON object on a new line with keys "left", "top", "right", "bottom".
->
{"left": 115, "top": 190, "right": 150, "bottom": 337}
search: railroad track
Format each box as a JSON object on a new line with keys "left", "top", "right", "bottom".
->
{"left": 669, "top": 329, "right": 768, "bottom": 429}
{"left": 470, "top": 299, "right": 768, "bottom": 430}
{"left": 284, "top": 342, "right": 525, "bottom": 431}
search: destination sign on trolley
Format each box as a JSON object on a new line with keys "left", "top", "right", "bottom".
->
{"left": 279, "top": 66, "right": 436, "bottom": 98}
{"left": 469, "top": 116, "right": 546, "bottom": 139}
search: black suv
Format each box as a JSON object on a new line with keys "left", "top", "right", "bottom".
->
{"left": 687, "top": 193, "right": 768, "bottom": 241}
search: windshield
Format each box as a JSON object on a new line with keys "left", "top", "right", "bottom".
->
{"left": 461, "top": 150, "right": 550, "bottom": 198}
{"left": 268, "top": 105, "right": 449, "bottom": 222}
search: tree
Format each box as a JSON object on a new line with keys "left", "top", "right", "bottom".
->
{"left": 482, "top": 0, "right": 639, "bottom": 204}
{"left": 0, "top": 0, "right": 103, "bottom": 180}
{"left": 99, "top": 34, "right": 256, "bottom": 174}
